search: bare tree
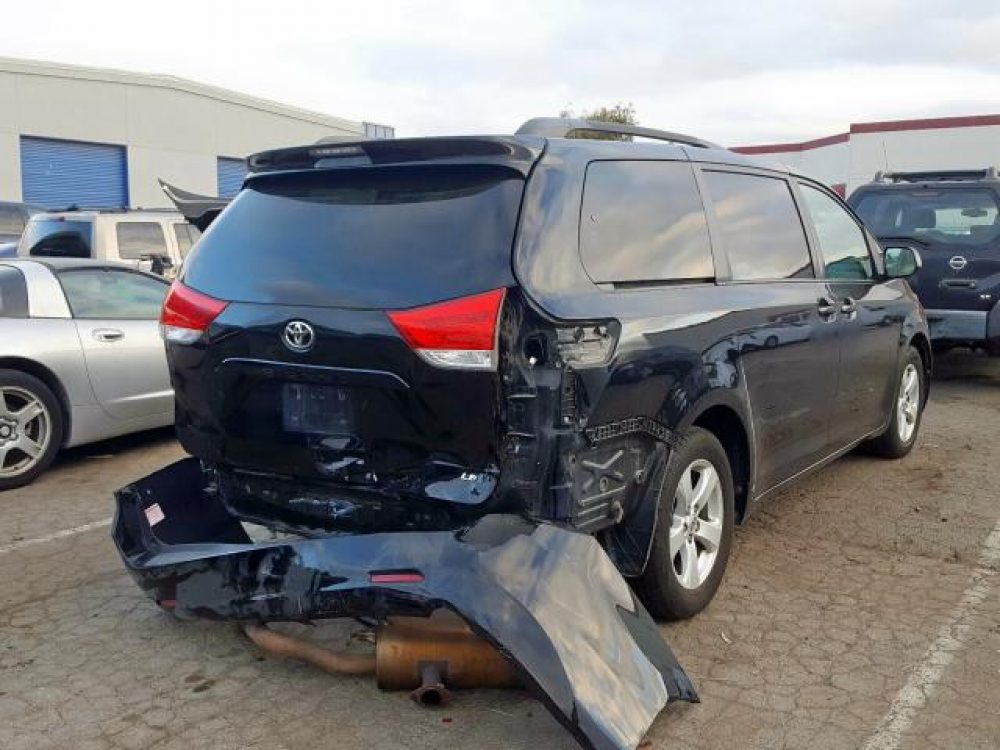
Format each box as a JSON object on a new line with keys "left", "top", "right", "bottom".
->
{"left": 558, "top": 103, "right": 638, "bottom": 140}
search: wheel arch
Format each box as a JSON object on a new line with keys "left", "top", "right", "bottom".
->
{"left": 682, "top": 397, "right": 753, "bottom": 524}
{"left": 0, "top": 357, "right": 71, "bottom": 446}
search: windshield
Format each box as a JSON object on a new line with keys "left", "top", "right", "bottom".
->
{"left": 18, "top": 218, "right": 94, "bottom": 258}
{"left": 181, "top": 164, "right": 523, "bottom": 309}
{"left": 853, "top": 188, "right": 1000, "bottom": 246}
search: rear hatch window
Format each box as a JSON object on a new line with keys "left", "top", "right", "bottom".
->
{"left": 19, "top": 218, "right": 94, "bottom": 258}
{"left": 854, "top": 189, "right": 1000, "bottom": 246}
{"left": 181, "top": 164, "right": 525, "bottom": 309}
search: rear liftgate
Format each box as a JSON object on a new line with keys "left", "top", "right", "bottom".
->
{"left": 113, "top": 458, "right": 697, "bottom": 750}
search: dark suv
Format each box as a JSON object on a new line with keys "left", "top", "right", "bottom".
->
{"left": 849, "top": 169, "right": 1000, "bottom": 353}
{"left": 156, "top": 118, "right": 929, "bottom": 620}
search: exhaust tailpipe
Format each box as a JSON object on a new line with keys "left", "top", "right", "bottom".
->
{"left": 243, "top": 623, "right": 376, "bottom": 676}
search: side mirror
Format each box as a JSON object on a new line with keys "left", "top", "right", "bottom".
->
{"left": 884, "top": 245, "right": 922, "bottom": 278}
{"left": 139, "top": 254, "right": 175, "bottom": 277}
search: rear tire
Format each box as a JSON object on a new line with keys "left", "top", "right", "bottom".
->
{"left": 634, "top": 427, "right": 735, "bottom": 621}
{"left": 0, "top": 369, "right": 63, "bottom": 491}
{"left": 866, "top": 346, "right": 925, "bottom": 459}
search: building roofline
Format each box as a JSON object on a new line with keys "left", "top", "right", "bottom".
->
{"left": 0, "top": 56, "right": 367, "bottom": 135}
{"left": 848, "top": 113, "right": 1000, "bottom": 134}
{"left": 732, "top": 132, "right": 849, "bottom": 155}
{"left": 732, "top": 113, "right": 1000, "bottom": 154}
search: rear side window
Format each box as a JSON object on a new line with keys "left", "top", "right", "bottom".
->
{"left": 19, "top": 218, "right": 93, "bottom": 258}
{"left": 172, "top": 223, "right": 200, "bottom": 257}
{"left": 0, "top": 265, "right": 29, "bottom": 318}
{"left": 800, "top": 184, "right": 873, "bottom": 280}
{"left": 580, "top": 161, "right": 713, "bottom": 283}
{"left": 182, "top": 164, "right": 523, "bottom": 309}
{"left": 59, "top": 268, "right": 168, "bottom": 319}
{"left": 702, "top": 171, "right": 813, "bottom": 281}
{"left": 116, "top": 222, "right": 168, "bottom": 260}
{"left": 0, "top": 206, "right": 25, "bottom": 239}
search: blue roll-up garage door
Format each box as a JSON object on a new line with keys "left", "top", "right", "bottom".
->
{"left": 20, "top": 136, "right": 128, "bottom": 208}
{"left": 217, "top": 157, "right": 247, "bottom": 198}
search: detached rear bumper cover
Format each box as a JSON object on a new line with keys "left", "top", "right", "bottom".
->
{"left": 113, "top": 458, "right": 697, "bottom": 750}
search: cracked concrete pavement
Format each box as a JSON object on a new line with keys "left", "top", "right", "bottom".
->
{"left": 1, "top": 351, "right": 998, "bottom": 749}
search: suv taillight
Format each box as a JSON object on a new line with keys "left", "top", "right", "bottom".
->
{"left": 387, "top": 288, "right": 506, "bottom": 370}
{"left": 160, "top": 281, "right": 228, "bottom": 344}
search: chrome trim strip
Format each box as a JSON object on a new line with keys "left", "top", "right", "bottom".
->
{"left": 218, "top": 358, "right": 410, "bottom": 389}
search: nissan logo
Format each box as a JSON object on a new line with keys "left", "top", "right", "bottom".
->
{"left": 949, "top": 256, "right": 968, "bottom": 271}
{"left": 282, "top": 321, "right": 315, "bottom": 352}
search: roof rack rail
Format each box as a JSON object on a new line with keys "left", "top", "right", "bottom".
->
{"left": 516, "top": 117, "right": 720, "bottom": 149}
{"left": 873, "top": 168, "right": 999, "bottom": 184}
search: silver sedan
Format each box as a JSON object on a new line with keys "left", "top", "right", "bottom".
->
{"left": 0, "top": 258, "right": 173, "bottom": 489}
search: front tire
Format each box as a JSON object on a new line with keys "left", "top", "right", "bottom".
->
{"left": 635, "top": 427, "right": 735, "bottom": 621}
{"left": 866, "top": 346, "right": 925, "bottom": 458}
{"left": 0, "top": 369, "right": 63, "bottom": 491}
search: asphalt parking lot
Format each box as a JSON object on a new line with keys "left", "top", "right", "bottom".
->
{"left": 2, "top": 351, "right": 999, "bottom": 750}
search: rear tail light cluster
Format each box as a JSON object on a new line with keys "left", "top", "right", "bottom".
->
{"left": 388, "top": 288, "right": 506, "bottom": 370}
{"left": 160, "top": 281, "right": 228, "bottom": 344}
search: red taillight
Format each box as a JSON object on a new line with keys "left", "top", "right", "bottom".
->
{"left": 387, "top": 288, "right": 506, "bottom": 370}
{"left": 159, "top": 281, "right": 228, "bottom": 344}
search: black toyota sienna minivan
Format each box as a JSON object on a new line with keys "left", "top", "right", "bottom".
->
{"left": 160, "top": 118, "right": 930, "bottom": 620}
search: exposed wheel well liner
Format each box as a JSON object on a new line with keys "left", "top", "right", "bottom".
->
{"left": 693, "top": 405, "right": 751, "bottom": 523}
{"left": 0, "top": 357, "right": 72, "bottom": 445}
{"left": 908, "top": 333, "right": 932, "bottom": 402}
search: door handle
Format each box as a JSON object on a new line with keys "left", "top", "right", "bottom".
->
{"left": 840, "top": 297, "right": 857, "bottom": 314}
{"left": 92, "top": 328, "right": 125, "bottom": 343}
{"left": 941, "top": 279, "right": 976, "bottom": 289}
{"left": 817, "top": 297, "right": 837, "bottom": 319}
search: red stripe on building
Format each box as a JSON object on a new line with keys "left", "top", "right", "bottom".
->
{"left": 849, "top": 113, "right": 1000, "bottom": 134}
{"left": 732, "top": 113, "right": 1000, "bottom": 155}
{"left": 732, "top": 132, "right": 848, "bottom": 155}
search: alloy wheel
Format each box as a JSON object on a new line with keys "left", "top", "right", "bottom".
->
{"left": 669, "top": 458, "right": 725, "bottom": 590}
{"left": 897, "top": 363, "right": 920, "bottom": 443}
{"left": 0, "top": 386, "right": 51, "bottom": 478}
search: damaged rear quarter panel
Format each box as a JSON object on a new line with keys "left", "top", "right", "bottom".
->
{"left": 504, "top": 146, "right": 755, "bottom": 572}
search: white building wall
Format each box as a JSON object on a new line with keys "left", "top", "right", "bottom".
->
{"left": 0, "top": 58, "right": 371, "bottom": 205}
{"left": 795, "top": 141, "right": 849, "bottom": 188}
{"left": 0, "top": 132, "right": 19, "bottom": 200}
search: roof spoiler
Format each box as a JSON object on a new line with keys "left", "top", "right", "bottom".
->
{"left": 872, "top": 167, "right": 1000, "bottom": 184}
{"left": 515, "top": 117, "right": 721, "bottom": 149}
{"left": 246, "top": 136, "right": 543, "bottom": 176}
{"left": 158, "top": 180, "right": 230, "bottom": 231}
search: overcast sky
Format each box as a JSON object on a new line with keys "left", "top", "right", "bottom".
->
{"left": 4, "top": 0, "right": 1000, "bottom": 145}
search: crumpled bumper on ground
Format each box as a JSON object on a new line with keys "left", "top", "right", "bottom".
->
{"left": 113, "top": 458, "right": 698, "bottom": 750}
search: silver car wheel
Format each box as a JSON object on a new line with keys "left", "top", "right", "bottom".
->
{"left": 669, "top": 458, "right": 725, "bottom": 590}
{"left": 896, "top": 363, "right": 920, "bottom": 443}
{"left": 0, "top": 386, "right": 51, "bottom": 478}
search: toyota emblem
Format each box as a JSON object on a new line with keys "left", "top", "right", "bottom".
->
{"left": 283, "top": 321, "right": 315, "bottom": 352}
{"left": 949, "top": 256, "right": 968, "bottom": 271}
